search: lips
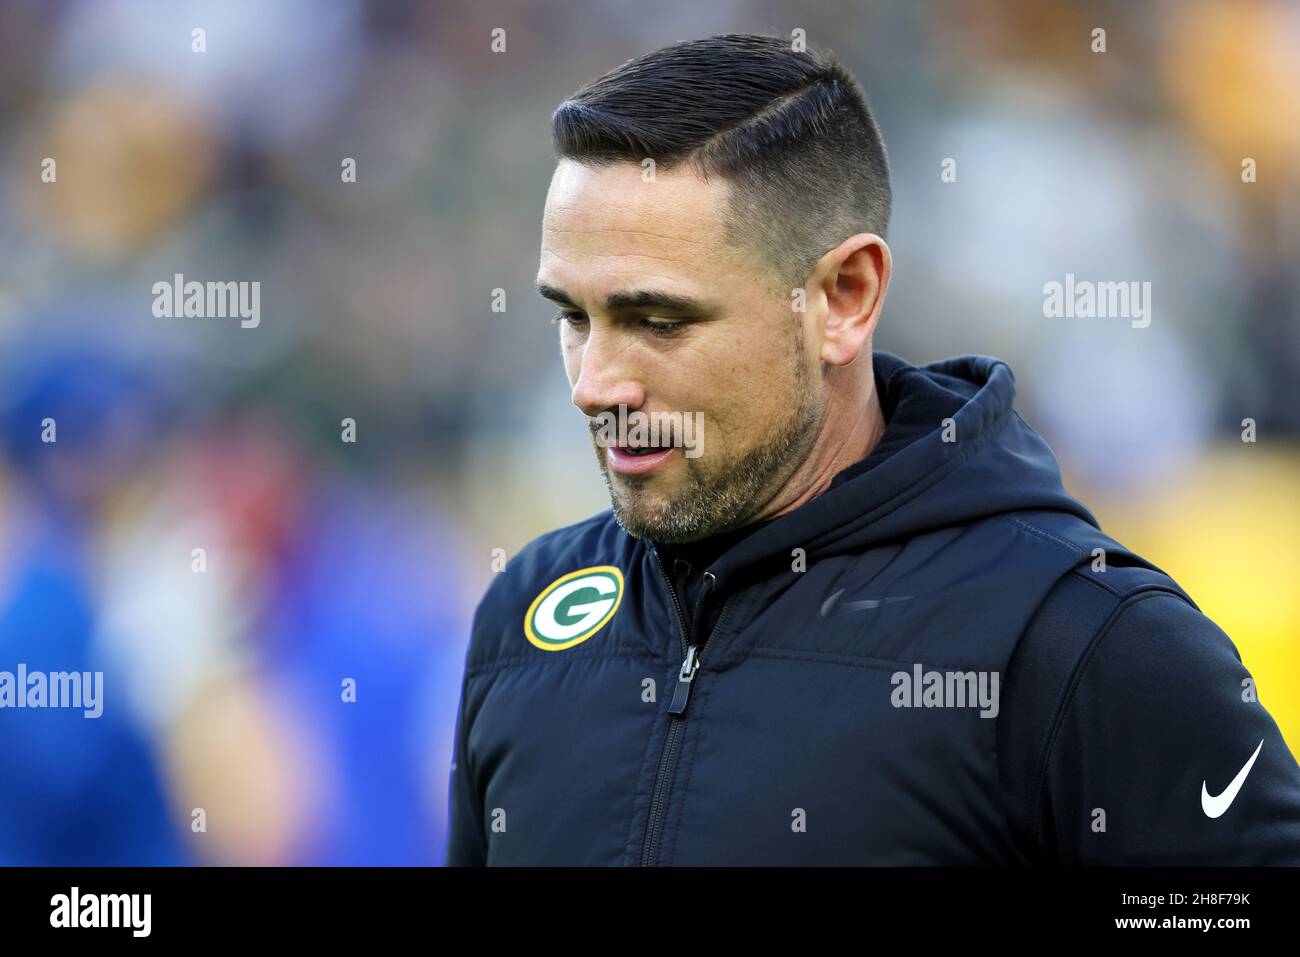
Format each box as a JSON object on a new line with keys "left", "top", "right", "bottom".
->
{"left": 607, "top": 444, "right": 675, "bottom": 475}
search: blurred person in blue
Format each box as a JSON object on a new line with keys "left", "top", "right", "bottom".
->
{"left": 0, "top": 342, "right": 187, "bottom": 865}
{"left": 273, "top": 475, "right": 473, "bottom": 865}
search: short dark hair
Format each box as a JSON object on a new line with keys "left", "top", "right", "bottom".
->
{"left": 551, "top": 33, "right": 891, "bottom": 297}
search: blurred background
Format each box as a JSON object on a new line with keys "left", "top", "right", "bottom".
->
{"left": 0, "top": 0, "right": 1296, "bottom": 864}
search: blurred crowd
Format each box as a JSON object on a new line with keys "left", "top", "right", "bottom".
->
{"left": 0, "top": 0, "right": 1296, "bottom": 864}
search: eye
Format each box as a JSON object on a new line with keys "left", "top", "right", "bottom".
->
{"left": 552, "top": 311, "right": 588, "bottom": 329}
{"left": 640, "top": 317, "right": 683, "bottom": 337}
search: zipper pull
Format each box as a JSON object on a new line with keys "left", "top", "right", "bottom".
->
{"left": 667, "top": 643, "right": 701, "bottom": 716}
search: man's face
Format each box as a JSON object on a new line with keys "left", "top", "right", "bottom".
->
{"left": 537, "top": 159, "right": 825, "bottom": 543}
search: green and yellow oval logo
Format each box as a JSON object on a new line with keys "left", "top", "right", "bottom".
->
{"left": 524, "top": 565, "right": 624, "bottom": 651}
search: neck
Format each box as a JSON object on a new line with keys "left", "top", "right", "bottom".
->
{"left": 756, "top": 361, "right": 886, "bottom": 523}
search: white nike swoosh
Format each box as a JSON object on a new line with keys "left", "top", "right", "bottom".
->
{"left": 820, "top": 588, "right": 913, "bottom": 617}
{"left": 1201, "top": 739, "right": 1263, "bottom": 819}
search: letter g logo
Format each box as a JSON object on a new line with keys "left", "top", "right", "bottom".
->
{"left": 525, "top": 566, "right": 624, "bottom": 651}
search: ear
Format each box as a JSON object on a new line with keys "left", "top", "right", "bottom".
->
{"left": 813, "top": 234, "right": 891, "bottom": 367}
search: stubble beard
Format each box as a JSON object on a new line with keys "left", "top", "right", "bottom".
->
{"left": 591, "top": 342, "right": 824, "bottom": 544}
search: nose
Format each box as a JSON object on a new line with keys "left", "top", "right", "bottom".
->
{"left": 569, "top": 328, "right": 646, "bottom": 420}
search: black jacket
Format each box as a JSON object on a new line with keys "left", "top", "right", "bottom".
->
{"left": 445, "top": 351, "right": 1300, "bottom": 865}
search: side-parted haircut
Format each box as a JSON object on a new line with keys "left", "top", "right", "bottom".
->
{"left": 551, "top": 33, "right": 891, "bottom": 297}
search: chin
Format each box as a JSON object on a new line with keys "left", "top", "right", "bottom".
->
{"left": 609, "top": 501, "right": 667, "bottom": 540}
{"left": 606, "top": 491, "right": 674, "bottom": 538}
{"left": 611, "top": 495, "right": 724, "bottom": 544}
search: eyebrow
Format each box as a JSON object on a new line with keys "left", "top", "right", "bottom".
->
{"left": 535, "top": 282, "right": 715, "bottom": 317}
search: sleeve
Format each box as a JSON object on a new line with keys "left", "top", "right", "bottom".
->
{"left": 443, "top": 616, "right": 489, "bottom": 866}
{"left": 1043, "top": 591, "right": 1300, "bottom": 864}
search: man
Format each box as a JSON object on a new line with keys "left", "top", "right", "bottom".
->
{"left": 445, "top": 34, "right": 1300, "bottom": 865}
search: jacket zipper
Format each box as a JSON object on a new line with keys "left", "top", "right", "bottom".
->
{"left": 641, "top": 549, "right": 736, "bottom": 866}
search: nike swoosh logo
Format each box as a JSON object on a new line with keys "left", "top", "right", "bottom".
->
{"left": 1201, "top": 739, "right": 1263, "bottom": 819}
{"left": 820, "top": 588, "right": 913, "bottom": 618}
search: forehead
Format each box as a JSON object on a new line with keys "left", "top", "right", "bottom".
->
{"left": 538, "top": 159, "right": 735, "bottom": 298}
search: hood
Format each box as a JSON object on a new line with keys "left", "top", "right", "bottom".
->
{"left": 705, "top": 350, "right": 1100, "bottom": 586}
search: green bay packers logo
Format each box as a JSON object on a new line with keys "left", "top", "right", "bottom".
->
{"left": 525, "top": 566, "right": 624, "bottom": 651}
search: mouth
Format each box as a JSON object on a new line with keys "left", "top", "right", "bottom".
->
{"left": 606, "top": 444, "right": 676, "bottom": 475}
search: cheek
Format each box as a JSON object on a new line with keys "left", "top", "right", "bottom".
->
{"left": 559, "top": 335, "right": 581, "bottom": 384}
{"left": 679, "top": 333, "right": 785, "bottom": 432}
